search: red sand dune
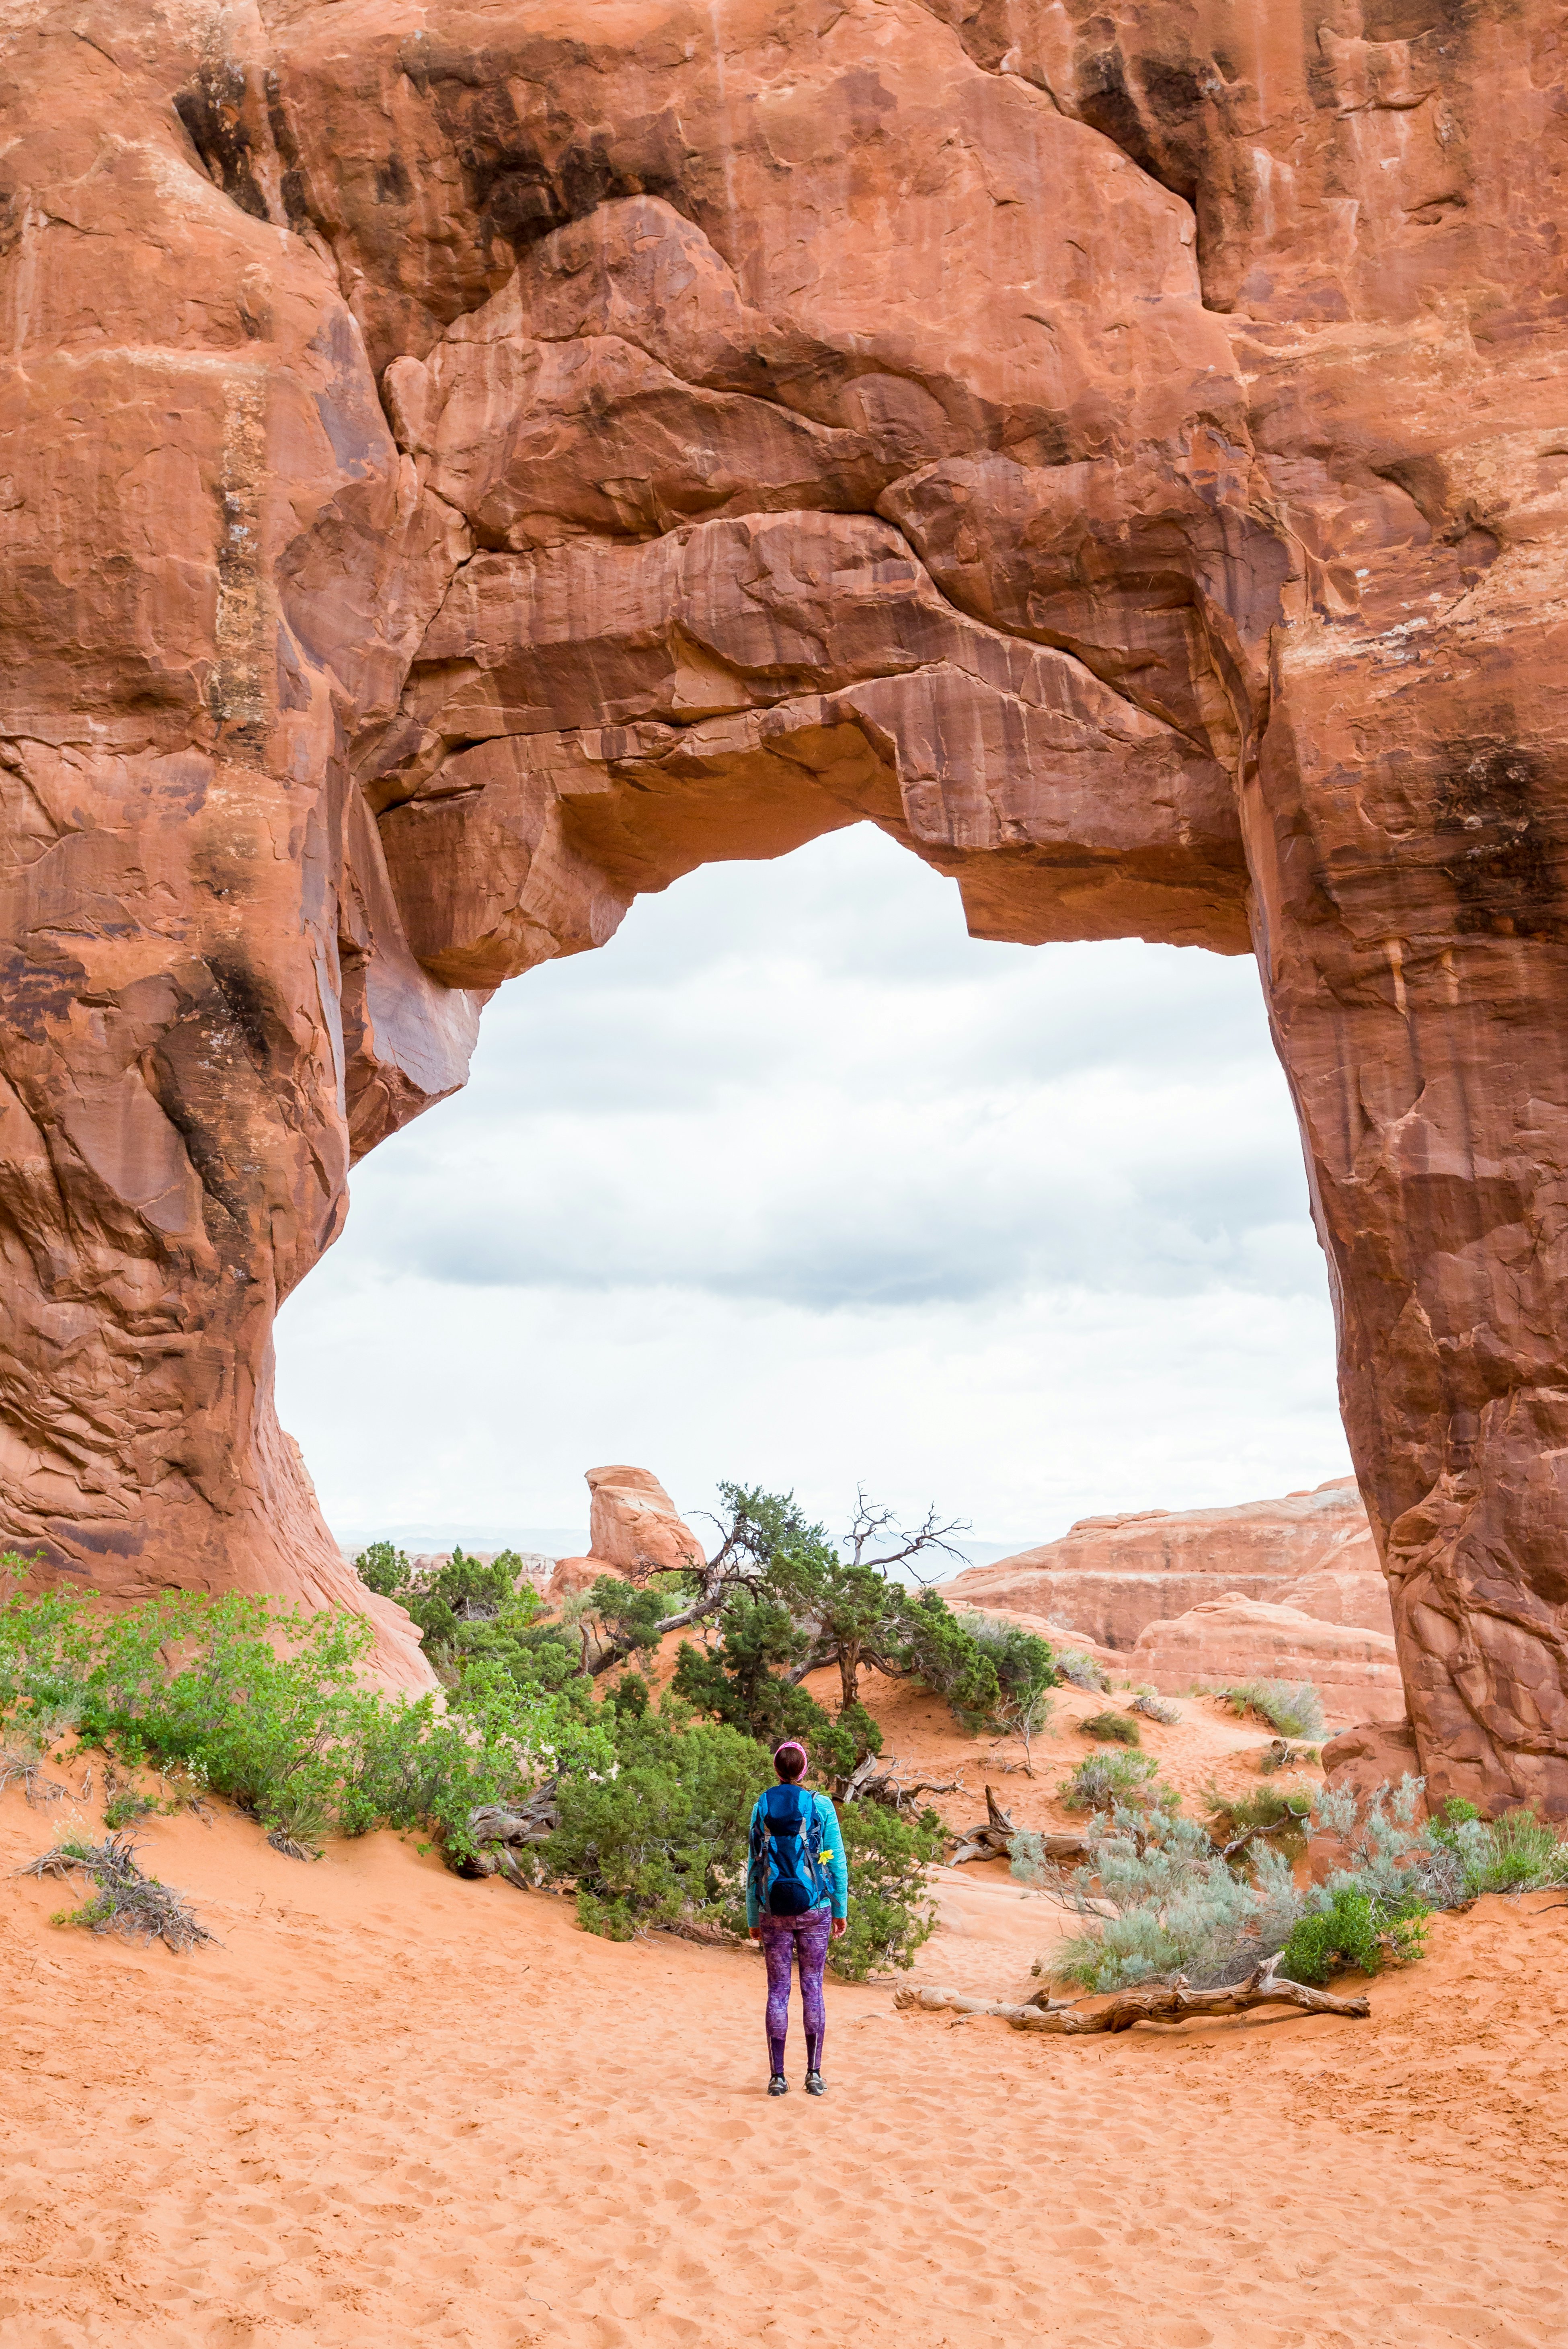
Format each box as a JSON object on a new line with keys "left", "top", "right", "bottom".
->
{"left": 4, "top": 1677, "right": 1568, "bottom": 2348}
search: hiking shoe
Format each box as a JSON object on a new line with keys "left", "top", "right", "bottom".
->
{"left": 805, "top": 2070, "right": 826, "bottom": 2096}
{"left": 768, "top": 2074, "right": 789, "bottom": 2096}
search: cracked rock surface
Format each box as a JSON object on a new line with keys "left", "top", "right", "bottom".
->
{"left": 2, "top": 0, "right": 1567, "bottom": 1799}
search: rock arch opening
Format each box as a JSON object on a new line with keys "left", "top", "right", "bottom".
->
{"left": 278, "top": 823, "right": 1346, "bottom": 1565}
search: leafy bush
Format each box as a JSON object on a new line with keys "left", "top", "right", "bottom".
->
{"left": 889, "top": 1591, "right": 1003, "bottom": 1729}
{"left": 441, "top": 1598, "right": 591, "bottom": 1713}
{"left": 1078, "top": 1709, "right": 1141, "bottom": 1747}
{"left": 553, "top": 1695, "right": 936, "bottom": 1970}
{"left": 102, "top": 1788, "right": 162, "bottom": 1831}
{"left": 1026, "top": 1771, "right": 1568, "bottom": 1996}
{"left": 686, "top": 1485, "right": 1026, "bottom": 1733}
{"left": 1203, "top": 1780, "right": 1314, "bottom": 1849}
{"left": 1208, "top": 1679, "right": 1326, "bottom": 1740}
{"left": 831, "top": 1801, "right": 941, "bottom": 1981}
{"left": 1427, "top": 1798, "right": 1568, "bottom": 1897}
{"left": 1059, "top": 1751, "right": 1162, "bottom": 1811}
{"left": 353, "top": 1541, "right": 410, "bottom": 1597}
{"left": 952, "top": 1612, "right": 1055, "bottom": 1725}
{"left": 670, "top": 1593, "right": 833, "bottom": 1749}
{"left": 1279, "top": 1887, "right": 1429, "bottom": 1983}
{"left": 0, "top": 1565, "right": 608, "bottom": 1863}
{"left": 552, "top": 1706, "right": 771, "bottom": 1941}
{"left": 352, "top": 1544, "right": 535, "bottom": 1663}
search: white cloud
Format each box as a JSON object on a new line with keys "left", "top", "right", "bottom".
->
{"left": 276, "top": 823, "right": 1351, "bottom": 1550}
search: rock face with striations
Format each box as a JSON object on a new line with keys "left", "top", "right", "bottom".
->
{"left": 938, "top": 1480, "right": 1390, "bottom": 1651}
{"left": 3, "top": 2, "right": 1568, "bottom": 1795}
{"left": 1132, "top": 1594, "right": 1407, "bottom": 1726}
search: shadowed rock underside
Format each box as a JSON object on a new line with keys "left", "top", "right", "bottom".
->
{"left": 2, "top": 0, "right": 1567, "bottom": 1796}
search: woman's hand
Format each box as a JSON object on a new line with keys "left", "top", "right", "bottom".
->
{"left": 749, "top": 1926, "right": 762, "bottom": 1942}
{"left": 830, "top": 1917, "right": 847, "bottom": 1940}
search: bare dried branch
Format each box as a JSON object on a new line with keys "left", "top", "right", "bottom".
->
{"left": 897, "top": 1956, "right": 1371, "bottom": 2033}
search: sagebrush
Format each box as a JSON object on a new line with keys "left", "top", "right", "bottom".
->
{"left": 1018, "top": 1772, "right": 1568, "bottom": 1992}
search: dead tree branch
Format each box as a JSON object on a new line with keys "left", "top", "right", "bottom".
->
{"left": 839, "top": 1750, "right": 965, "bottom": 1810}
{"left": 844, "top": 1488, "right": 971, "bottom": 1587}
{"left": 458, "top": 1785, "right": 561, "bottom": 1886}
{"left": 949, "top": 1785, "right": 1096, "bottom": 1866}
{"left": 896, "top": 1955, "right": 1370, "bottom": 2032}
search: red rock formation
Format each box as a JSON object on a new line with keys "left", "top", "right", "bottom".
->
{"left": 3, "top": 2, "right": 1567, "bottom": 1791}
{"left": 1132, "top": 1593, "right": 1407, "bottom": 1726}
{"left": 549, "top": 1464, "right": 705, "bottom": 1593}
{"left": 1317, "top": 1718, "right": 1426, "bottom": 1815}
{"left": 939, "top": 1480, "right": 1375, "bottom": 1650}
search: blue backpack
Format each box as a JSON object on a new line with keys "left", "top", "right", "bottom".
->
{"left": 755, "top": 1783, "right": 827, "bottom": 1917}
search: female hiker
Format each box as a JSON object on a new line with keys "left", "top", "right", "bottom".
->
{"left": 746, "top": 1739, "right": 848, "bottom": 2097}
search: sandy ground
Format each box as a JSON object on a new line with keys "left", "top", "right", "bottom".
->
{"left": 4, "top": 1685, "right": 1568, "bottom": 2349}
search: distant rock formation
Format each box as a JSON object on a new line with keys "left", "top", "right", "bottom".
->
{"left": 548, "top": 1466, "right": 704, "bottom": 1597}
{"left": 1132, "top": 1594, "right": 1406, "bottom": 1726}
{"left": 938, "top": 1480, "right": 1386, "bottom": 1652}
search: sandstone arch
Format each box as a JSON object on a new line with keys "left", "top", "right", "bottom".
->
{"left": 2, "top": 0, "right": 1567, "bottom": 1805}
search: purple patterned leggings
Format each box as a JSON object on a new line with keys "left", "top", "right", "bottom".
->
{"left": 759, "top": 1905, "right": 831, "bottom": 2076}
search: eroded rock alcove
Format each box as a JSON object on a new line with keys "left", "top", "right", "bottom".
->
{"left": 2, "top": 0, "right": 1566, "bottom": 1801}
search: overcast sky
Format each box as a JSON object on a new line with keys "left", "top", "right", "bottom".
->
{"left": 275, "top": 821, "right": 1352, "bottom": 1558}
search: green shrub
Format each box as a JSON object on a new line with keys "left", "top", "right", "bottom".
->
{"left": 831, "top": 1801, "right": 941, "bottom": 1981}
{"left": 1209, "top": 1679, "right": 1326, "bottom": 1740}
{"left": 1059, "top": 1751, "right": 1161, "bottom": 1811}
{"left": 102, "top": 1788, "right": 161, "bottom": 1830}
{"left": 552, "top": 1696, "right": 937, "bottom": 1971}
{"left": 1428, "top": 1799, "right": 1568, "bottom": 1896}
{"left": 0, "top": 1564, "right": 609, "bottom": 1864}
{"left": 1017, "top": 1805, "right": 1308, "bottom": 1992}
{"left": 1204, "top": 1781, "right": 1314, "bottom": 1850}
{"left": 1024, "top": 1766, "right": 1568, "bottom": 1998}
{"left": 550, "top": 1707, "right": 771, "bottom": 1939}
{"left": 952, "top": 1612, "right": 1056, "bottom": 1729}
{"left": 352, "top": 1541, "right": 410, "bottom": 1597}
{"left": 887, "top": 1591, "right": 1002, "bottom": 1729}
{"left": 687, "top": 1486, "right": 1024, "bottom": 1732}
{"left": 1279, "top": 1886, "right": 1429, "bottom": 1983}
{"left": 669, "top": 1592, "right": 834, "bottom": 1750}
{"left": 1078, "top": 1709, "right": 1141, "bottom": 1747}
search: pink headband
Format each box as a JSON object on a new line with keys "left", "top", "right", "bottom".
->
{"left": 774, "top": 1740, "right": 808, "bottom": 1765}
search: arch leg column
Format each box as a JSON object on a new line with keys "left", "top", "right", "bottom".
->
{"left": 1248, "top": 628, "right": 1568, "bottom": 1813}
